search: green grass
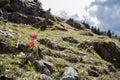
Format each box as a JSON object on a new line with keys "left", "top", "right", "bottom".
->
{"left": 0, "top": 21, "right": 120, "bottom": 80}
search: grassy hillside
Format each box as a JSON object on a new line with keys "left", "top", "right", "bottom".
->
{"left": 0, "top": 0, "right": 120, "bottom": 80}
{"left": 0, "top": 21, "right": 120, "bottom": 80}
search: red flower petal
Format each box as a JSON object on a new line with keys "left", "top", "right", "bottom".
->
{"left": 28, "top": 39, "right": 35, "bottom": 47}
{"left": 30, "top": 32, "right": 38, "bottom": 39}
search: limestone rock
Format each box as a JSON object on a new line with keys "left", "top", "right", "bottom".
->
{"left": 21, "top": 53, "right": 34, "bottom": 67}
{"left": 10, "top": 0, "right": 44, "bottom": 16}
{"left": 7, "top": 12, "right": 27, "bottom": 24}
{"left": 39, "top": 74, "right": 52, "bottom": 80}
{"left": 34, "top": 60, "right": 54, "bottom": 76}
{"left": 41, "top": 60, "right": 54, "bottom": 72}
{"left": 91, "top": 41, "right": 120, "bottom": 61}
{"left": 66, "top": 18, "right": 83, "bottom": 29}
{"left": 4, "top": 0, "right": 44, "bottom": 24}
{"left": 0, "top": 30, "right": 14, "bottom": 38}
{"left": 38, "top": 38, "right": 66, "bottom": 51}
{"left": 60, "top": 67, "right": 78, "bottom": 80}
{"left": 78, "top": 40, "right": 120, "bottom": 62}
{"left": 80, "top": 31, "right": 94, "bottom": 36}
{"left": 62, "top": 36, "right": 79, "bottom": 44}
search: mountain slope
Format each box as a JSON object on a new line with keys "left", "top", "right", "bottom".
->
{"left": 0, "top": 0, "right": 120, "bottom": 80}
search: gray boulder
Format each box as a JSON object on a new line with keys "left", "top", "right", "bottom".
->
{"left": 10, "top": 0, "right": 43, "bottom": 16}
{"left": 62, "top": 36, "right": 79, "bottom": 44}
{"left": 0, "top": 9, "right": 3, "bottom": 19}
{"left": 7, "top": 12, "right": 27, "bottom": 23}
{"left": 38, "top": 38, "right": 66, "bottom": 51}
{"left": 41, "top": 60, "right": 54, "bottom": 72}
{"left": 6, "top": 0, "right": 44, "bottom": 24}
{"left": 91, "top": 41, "right": 120, "bottom": 61}
{"left": 39, "top": 74, "right": 52, "bottom": 80}
{"left": 10, "top": 0, "right": 27, "bottom": 11}
{"left": 0, "top": 30, "right": 14, "bottom": 38}
{"left": 60, "top": 67, "right": 78, "bottom": 80}
{"left": 34, "top": 60, "right": 54, "bottom": 76}
{"left": 66, "top": 18, "right": 83, "bottom": 29}
{"left": 61, "top": 76, "right": 75, "bottom": 80}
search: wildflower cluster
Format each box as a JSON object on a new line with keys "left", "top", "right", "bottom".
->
{"left": 27, "top": 32, "right": 38, "bottom": 47}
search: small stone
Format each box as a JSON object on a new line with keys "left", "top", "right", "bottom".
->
{"left": 41, "top": 60, "right": 54, "bottom": 72}
{"left": 21, "top": 53, "right": 34, "bottom": 67}
{"left": 39, "top": 74, "right": 52, "bottom": 80}
{"left": 34, "top": 60, "right": 51, "bottom": 76}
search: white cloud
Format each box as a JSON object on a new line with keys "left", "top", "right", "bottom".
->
{"left": 40, "top": 0, "right": 120, "bottom": 35}
{"left": 40, "top": 0, "right": 95, "bottom": 20}
{"left": 87, "top": 0, "right": 120, "bottom": 34}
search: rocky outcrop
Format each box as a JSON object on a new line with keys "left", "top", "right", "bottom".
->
{"left": 21, "top": 52, "right": 54, "bottom": 78}
{"left": 7, "top": 0, "right": 41, "bottom": 23}
{"left": 38, "top": 38, "right": 66, "bottom": 51}
{"left": 7, "top": 12, "right": 44, "bottom": 24}
{"left": 87, "top": 66, "right": 110, "bottom": 77}
{"left": 34, "top": 60, "right": 54, "bottom": 75}
{"left": 34, "top": 60, "right": 51, "bottom": 76}
{"left": 21, "top": 47, "right": 44, "bottom": 65}
{"left": 66, "top": 18, "right": 83, "bottom": 29}
{"left": 62, "top": 36, "right": 79, "bottom": 44}
{"left": 60, "top": 67, "right": 78, "bottom": 80}
{"left": 92, "top": 41, "right": 120, "bottom": 61}
{"left": 80, "top": 40, "right": 120, "bottom": 62}
{"left": 7, "top": 12, "right": 28, "bottom": 23}
{"left": 10, "top": 0, "right": 44, "bottom": 16}
{"left": 80, "top": 31, "right": 94, "bottom": 36}
{"left": 1, "top": 0, "right": 40, "bottom": 23}
{"left": 0, "top": 0, "right": 64, "bottom": 31}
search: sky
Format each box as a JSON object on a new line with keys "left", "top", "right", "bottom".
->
{"left": 40, "top": 0, "right": 120, "bottom": 35}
